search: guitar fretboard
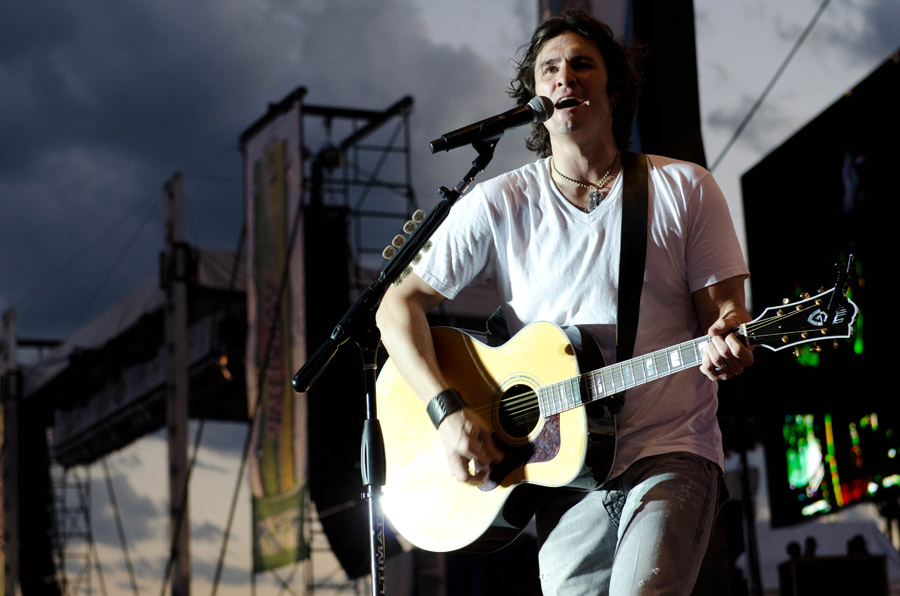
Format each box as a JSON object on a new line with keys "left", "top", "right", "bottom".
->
{"left": 537, "top": 336, "right": 711, "bottom": 416}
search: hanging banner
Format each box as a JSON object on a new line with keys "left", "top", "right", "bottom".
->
{"left": 241, "top": 89, "right": 309, "bottom": 572}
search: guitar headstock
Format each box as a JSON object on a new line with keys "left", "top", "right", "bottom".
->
{"left": 741, "top": 288, "right": 858, "bottom": 352}
{"left": 381, "top": 209, "right": 432, "bottom": 286}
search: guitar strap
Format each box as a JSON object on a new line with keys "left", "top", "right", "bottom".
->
{"left": 484, "top": 153, "right": 648, "bottom": 489}
{"left": 485, "top": 151, "right": 649, "bottom": 417}
{"left": 607, "top": 151, "right": 648, "bottom": 414}
{"left": 575, "top": 151, "right": 649, "bottom": 488}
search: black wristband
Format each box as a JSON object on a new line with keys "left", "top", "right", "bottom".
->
{"left": 426, "top": 388, "right": 467, "bottom": 429}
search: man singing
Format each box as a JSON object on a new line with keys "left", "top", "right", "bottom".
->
{"left": 377, "top": 9, "right": 753, "bottom": 595}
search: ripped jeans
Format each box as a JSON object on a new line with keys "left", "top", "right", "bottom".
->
{"left": 536, "top": 452, "right": 722, "bottom": 596}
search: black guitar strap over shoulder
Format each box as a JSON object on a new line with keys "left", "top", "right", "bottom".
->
{"left": 608, "top": 151, "right": 648, "bottom": 414}
{"left": 485, "top": 152, "right": 649, "bottom": 417}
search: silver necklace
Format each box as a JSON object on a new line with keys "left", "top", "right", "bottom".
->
{"left": 551, "top": 151, "right": 620, "bottom": 212}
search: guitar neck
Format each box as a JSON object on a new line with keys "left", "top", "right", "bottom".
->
{"left": 537, "top": 335, "right": 712, "bottom": 416}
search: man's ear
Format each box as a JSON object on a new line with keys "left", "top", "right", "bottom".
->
{"left": 609, "top": 91, "right": 620, "bottom": 111}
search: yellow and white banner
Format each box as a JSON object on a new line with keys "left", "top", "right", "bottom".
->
{"left": 242, "top": 93, "right": 309, "bottom": 572}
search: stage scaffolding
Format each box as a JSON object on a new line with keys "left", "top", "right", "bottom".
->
{"left": 301, "top": 95, "right": 418, "bottom": 291}
{"left": 8, "top": 93, "right": 420, "bottom": 595}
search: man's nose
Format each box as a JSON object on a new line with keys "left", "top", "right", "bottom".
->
{"left": 555, "top": 63, "right": 575, "bottom": 87}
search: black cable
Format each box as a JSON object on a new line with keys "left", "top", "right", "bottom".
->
{"left": 90, "top": 537, "right": 110, "bottom": 596}
{"left": 157, "top": 417, "right": 215, "bottom": 596}
{"left": 11, "top": 192, "right": 156, "bottom": 320}
{"left": 101, "top": 458, "right": 140, "bottom": 596}
{"left": 211, "top": 157, "right": 306, "bottom": 594}
{"left": 272, "top": 561, "right": 303, "bottom": 596}
{"left": 157, "top": 172, "right": 247, "bottom": 595}
{"left": 709, "top": 0, "right": 832, "bottom": 172}
{"left": 72, "top": 196, "right": 158, "bottom": 331}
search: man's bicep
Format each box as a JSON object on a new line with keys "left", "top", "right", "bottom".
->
{"left": 380, "top": 272, "right": 447, "bottom": 316}
{"left": 691, "top": 275, "right": 749, "bottom": 331}
{"left": 377, "top": 273, "right": 451, "bottom": 402}
{"left": 376, "top": 272, "right": 447, "bottom": 358}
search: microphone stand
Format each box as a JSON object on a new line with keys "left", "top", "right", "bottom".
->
{"left": 292, "top": 139, "right": 499, "bottom": 596}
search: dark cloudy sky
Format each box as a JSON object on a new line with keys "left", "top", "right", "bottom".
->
{"left": 0, "top": 0, "right": 533, "bottom": 342}
{"left": 2, "top": 0, "right": 899, "bottom": 592}
{"left": 2, "top": 0, "right": 898, "bottom": 342}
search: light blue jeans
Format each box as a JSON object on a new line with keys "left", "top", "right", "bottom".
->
{"left": 536, "top": 452, "right": 722, "bottom": 596}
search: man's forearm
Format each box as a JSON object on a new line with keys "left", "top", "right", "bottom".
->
{"left": 376, "top": 274, "right": 449, "bottom": 405}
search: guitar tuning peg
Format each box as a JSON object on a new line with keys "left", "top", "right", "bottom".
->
{"left": 782, "top": 298, "right": 790, "bottom": 305}
{"left": 832, "top": 339, "right": 840, "bottom": 349}
{"left": 801, "top": 292, "right": 810, "bottom": 299}
{"left": 793, "top": 348, "right": 800, "bottom": 358}
{"left": 412, "top": 253, "right": 423, "bottom": 265}
{"left": 382, "top": 245, "right": 397, "bottom": 260}
{"left": 403, "top": 220, "right": 417, "bottom": 234}
{"left": 812, "top": 343, "right": 822, "bottom": 353}
{"left": 392, "top": 266, "right": 413, "bottom": 286}
{"left": 818, "top": 286, "right": 826, "bottom": 293}
{"left": 422, "top": 240, "right": 433, "bottom": 252}
{"left": 412, "top": 209, "right": 426, "bottom": 223}
{"left": 392, "top": 234, "right": 406, "bottom": 248}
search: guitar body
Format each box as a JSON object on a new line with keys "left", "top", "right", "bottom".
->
{"left": 377, "top": 321, "right": 615, "bottom": 553}
{"left": 375, "top": 283, "right": 860, "bottom": 553}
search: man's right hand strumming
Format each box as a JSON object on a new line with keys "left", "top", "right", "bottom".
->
{"left": 377, "top": 273, "right": 504, "bottom": 485}
{"left": 437, "top": 407, "right": 505, "bottom": 484}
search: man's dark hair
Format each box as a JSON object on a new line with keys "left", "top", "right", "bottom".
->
{"left": 509, "top": 9, "right": 644, "bottom": 157}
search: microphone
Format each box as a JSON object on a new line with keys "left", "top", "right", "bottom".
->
{"left": 429, "top": 96, "right": 554, "bottom": 153}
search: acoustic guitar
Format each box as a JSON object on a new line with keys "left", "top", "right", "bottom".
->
{"left": 376, "top": 286, "right": 858, "bottom": 553}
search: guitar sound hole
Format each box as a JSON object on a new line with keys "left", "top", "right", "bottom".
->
{"left": 497, "top": 384, "right": 539, "bottom": 440}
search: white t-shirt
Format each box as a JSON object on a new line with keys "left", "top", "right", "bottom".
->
{"left": 414, "top": 154, "right": 748, "bottom": 476}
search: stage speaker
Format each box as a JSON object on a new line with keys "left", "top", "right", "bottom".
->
{"left": 303, "top": 204, "right": 400, "bottom": 578}
{"left": 778, "top": 555, "right": 887, "bottom": 596}
{"left": 692, "top": 500, "right": 747, "bottom": 596}
{"left": 741, "top": 52, "right": 899, "bottom": 415}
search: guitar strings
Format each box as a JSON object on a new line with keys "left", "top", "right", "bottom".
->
{"left": 454, "top": 302, "right": 837, "bottom": 427}
{"left": 741, "top": 298, "right": 839, "bottom": 342}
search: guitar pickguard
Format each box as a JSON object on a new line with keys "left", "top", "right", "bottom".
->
{"left": 480, "top": 414, "right": 561, "bottom": 491}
